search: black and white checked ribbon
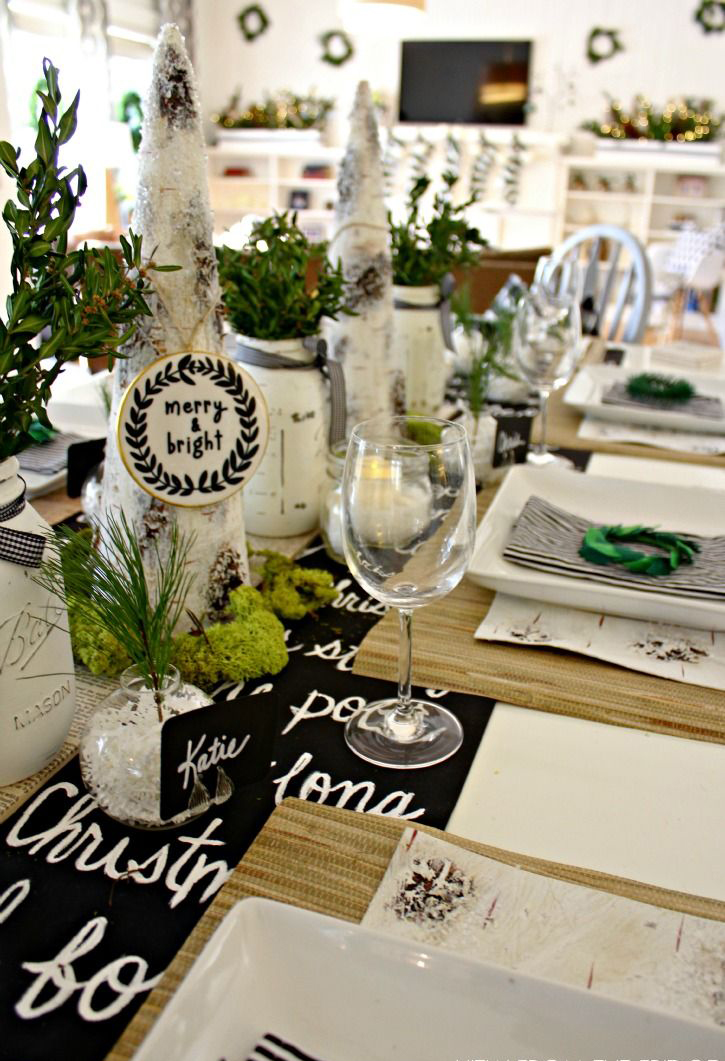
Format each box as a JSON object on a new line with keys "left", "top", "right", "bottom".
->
{"left": 235, "top": 337, "right": 347, "bottom": 446}
{"left": 0, "top": 490, "right": 47, "bottom": 568}
{"left": 393, "top": 271, "right": 456, "bottom": 350}
{"left": 246, "top": 1031, "right": 327, "bottom": 1061}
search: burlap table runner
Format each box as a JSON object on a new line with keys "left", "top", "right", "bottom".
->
{"left": 352, "top": 486, "right": 725, "bottom": 745}
{"left": 106, "top": 797, "right": 725, "bottom": 1061}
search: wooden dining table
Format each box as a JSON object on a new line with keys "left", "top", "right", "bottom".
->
{"left": 8, "top": 339, "right": 725, "bottom": 1060}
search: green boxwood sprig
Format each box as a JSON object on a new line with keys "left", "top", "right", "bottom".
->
{"left": 625, "top": 373, "right": 695, "bottom": 404}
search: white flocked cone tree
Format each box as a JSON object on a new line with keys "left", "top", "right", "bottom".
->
{"left": 101, "top": 23, "right": 250, "bottom": 619}
{"left": 329, "top": 81, "right": 403, "bottom": 429}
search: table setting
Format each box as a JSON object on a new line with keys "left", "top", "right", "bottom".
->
{"left": 2, "top": 25, "right": 725, "bottom": 1061}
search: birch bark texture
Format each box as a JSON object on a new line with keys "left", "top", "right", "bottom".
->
{"left": 329, "top": 81, "right": 403, "bottom": 432}
{"left": 101, "top": 23, "right": 250, "bottom": 619}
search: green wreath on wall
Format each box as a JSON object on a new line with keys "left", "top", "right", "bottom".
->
{"left": 586, "top": 27, "right": 625, "bottom": 63}
{"left": 237, "top": 3, "right": 270, "bottom": 41}
{"left": 319, "top": 29, "right": 354, "bottom": 66}
{"left": 694, "top": 0, "right": 725, "bottom": 32}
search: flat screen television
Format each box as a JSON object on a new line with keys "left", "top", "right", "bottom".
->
{"left": 398, "top": 40, "right": 532, "bottom": 125}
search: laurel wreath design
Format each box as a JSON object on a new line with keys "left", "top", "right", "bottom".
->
{"left": 123, "top": 354, "right": 260, "bottom": 498}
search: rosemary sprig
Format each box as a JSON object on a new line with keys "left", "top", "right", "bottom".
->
{"left": 35, "top": 514, "right": 194, "bottom": 720}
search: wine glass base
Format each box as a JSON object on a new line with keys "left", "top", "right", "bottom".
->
{"left": 526, "top": 449, "right": 573, "bottom": 469}
{"left": 344, "top": 699, "right": 463, "bottom": 769}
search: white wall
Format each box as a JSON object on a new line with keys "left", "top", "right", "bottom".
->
{"left": 193, "top": 0, "right": 725, "bottom": 143}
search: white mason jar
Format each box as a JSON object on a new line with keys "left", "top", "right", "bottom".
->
{"left": 236, "top": 336, "right": 330, "bottom": 537}
{"left": 0, "top": 457, "right": 76, "bottom": 785}
{"left": 393, "top": 284, "right": 450, "bottom": 415}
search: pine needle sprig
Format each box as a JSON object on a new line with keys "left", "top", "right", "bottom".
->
{"left": 34, "top": 513, "right": 195, "bottom": 719}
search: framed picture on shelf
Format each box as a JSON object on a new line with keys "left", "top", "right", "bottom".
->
{"left": 289, "top": 189, "right": 310, "bottom": 210}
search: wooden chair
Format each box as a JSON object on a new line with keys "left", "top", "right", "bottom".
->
{"left": 550, "top": 224, "right": 653, "bottom": 343}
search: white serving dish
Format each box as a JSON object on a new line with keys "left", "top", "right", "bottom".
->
{"left": 467, "top": 464, "right": 725, "bottom": 630}
{"left": 134, "top": 897, "right": 725, "bottom": 1061}
{"left": 564, "top": 363, "right": 725, "bottom": 434}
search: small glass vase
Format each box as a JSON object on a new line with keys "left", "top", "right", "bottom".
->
{"left": 79, "top": 664, "right": 221, "bottom": 829}
{"left": 319, "top": 441, "right": 347, "bottom": 564}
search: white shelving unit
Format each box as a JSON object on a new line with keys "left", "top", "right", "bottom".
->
{"left": 207, "top": 135, "right": 343, "bottom": 240}
{"left": 556, "top": 150, "right": 725, "bottom": 247}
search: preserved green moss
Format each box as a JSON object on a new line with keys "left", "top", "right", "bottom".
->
{"left": 257, "top": 551, "right": 338, "bottom": 620}
{"left": 172, "top": 606, "right": 288, "bottom": 691}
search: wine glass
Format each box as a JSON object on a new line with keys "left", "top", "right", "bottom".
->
{"left": 513, "top": 279, "right": 582, "bottom": 466}
{"left": 340, "top": 415, "right": 477, "bottom": 769}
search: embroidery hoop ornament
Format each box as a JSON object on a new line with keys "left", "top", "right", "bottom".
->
{"left": 580, "top": 524, "right": 700, "bottom": 577}
{"left": 319, "top": 29, "right": 354, "bottom": 67}
{"left": 237, "top": 3, "right": 270, "bottom": 42}
{"left": 586, "top": 27, "right": 625, "bottom": 63}
{"left": 117, "top": 351, "right": 269, "bottom": 509}
{"left": 694, "top": 0, "right": 725, "bottom": 31}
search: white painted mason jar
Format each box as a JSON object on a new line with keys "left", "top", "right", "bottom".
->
{"left": 393, "top": 284, "right": 449, "bottom": 416}
{"left": 0, "top": 457, "right": 76, "bottom": 784}
{"left": 235, "top": 336, "right": 330, "bottom": 537}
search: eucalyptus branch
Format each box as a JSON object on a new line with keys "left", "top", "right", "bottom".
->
{"left": 34, "top": 514, "right": 195, "bottom": 720}
{"left": 390, "top": 175, "right": 487, "bottom": 288}
{"left": 0, "top": 58, "right": 179, "bottom": 460}
{"left": 216, "top": 212, "right": 352, "bottom": 339}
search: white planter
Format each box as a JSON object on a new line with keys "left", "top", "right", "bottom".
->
{"left": 461, "top": 412, "right": 498, "bottom": 485}
{"left": 236, "top": 336, "right": 329, "bottom": 536}
{"left": 394, "top": 284, "right": 449, "bottom": 415}
{"left": 0, "top": 457, "right": 76, "bottom": 785}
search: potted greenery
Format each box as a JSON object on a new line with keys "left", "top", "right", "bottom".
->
{"left": 0, "top": 60, "right": 158, "bottom": 785}
{"left": 216, "top": 212, "right": 350, "bottom": 536}
{"left": 390, "top": 173, "right": 487, "bottom": 415}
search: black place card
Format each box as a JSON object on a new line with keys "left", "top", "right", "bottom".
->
{"left": 603, "top": 346, "right": 626, "bottom": 365}
{"left": 491, "top": 410, "right": 533, "bottom": 468}
{"left": 159, "top": 690, "right": 279, "bottom": 820}
{"left": 66, "top": 437, "right": 106, "bottom": 496}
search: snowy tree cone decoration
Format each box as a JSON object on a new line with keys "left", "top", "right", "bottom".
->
{"left": 102, "top": 25, "right": 264, "bottom": 619}
{"left": 329, "top": 81, "right": 403, "bottom": 429}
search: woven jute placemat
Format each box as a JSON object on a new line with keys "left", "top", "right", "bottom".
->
{"left": 106, "top": 797, "right": 725, "bottom": 1061}
{"left": 352, "top": 485, "right": 725, "bottom": 745}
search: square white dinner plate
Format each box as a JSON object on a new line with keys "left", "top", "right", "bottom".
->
{"left": 564, "top": 362, "right": 725, "bottom": 434}
{"left": 467, "top": 463, "right": 725, "bottom": 630}
{"left": 134, "top": 897, "right": 725, "bottom": 1061}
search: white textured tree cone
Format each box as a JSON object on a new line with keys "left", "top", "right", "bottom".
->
{"left": 101, "top": 23, "right": 249, "bottom": 620}
{"left": 329, "top": 81, "right": 402, "bottom": 432}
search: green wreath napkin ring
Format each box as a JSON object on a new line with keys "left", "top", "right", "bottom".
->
{"left": 580, "top": 524, "right": 700, "bottom": 576}
{"left": 625, "top": 372, "right": 695, "bottom": 404}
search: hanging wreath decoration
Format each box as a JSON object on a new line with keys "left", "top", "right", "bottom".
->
{"left": 694, "top": 0, "right": 725, "bottom": 32}
{"left": 237, "top": 3, "right": 270, "bottom": 41}
{"left": 586, "top": 27, "right": 625, "bottom": 63}
{"left": 579, "top": 524, "right": 700, "bottom": 577}
{"left": 319, "top": 29, "right": 354, "bottom": 66}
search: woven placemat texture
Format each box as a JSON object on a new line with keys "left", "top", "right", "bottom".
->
{"left": 106, "top": 797, "right": 725, "bottom": 1061}
{"left": 352, "top": 484, "right": 725, "bottom": 745}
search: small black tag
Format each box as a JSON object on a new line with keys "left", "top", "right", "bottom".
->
{"left": 66, "top": 437, "right": 106, "bottom": 497}
{"left": 159, "top": 690, "right": 279, "bottom": 821}
{"left": 491, "top": 412, "right": 533, "bottom": 468}
{"left": 603, "top": 346, "right": 625, "bottom": 366}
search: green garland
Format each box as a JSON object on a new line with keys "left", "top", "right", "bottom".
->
{"left": 586, "top": 27, "right": 624, "bottom": 63}
{"left": 319, "top": 29, "right": 354, "bottom": 66}
{"left": 238, "top": 4, "right": 270, "bottom": 41}
{"left": 694, "top": 1, "right": 725, "bottom": 32}
{"left": 580, "top": 524, "right": 700, "bottom": 576}
{"left": 625, "top": 373, "right": 695, "bottom": 404}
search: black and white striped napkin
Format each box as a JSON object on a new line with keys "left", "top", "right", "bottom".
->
{"left": 503, "top": 495, "right": 725, "bottom": 601}
{"left": 601, "top": 381, "right": 723, "bottom": 420}
{"left": 244, "top": 1032, "right": 329, "bottom": 1061}
{"left": 18, "top": 433, "right": 84, "bottom": 475}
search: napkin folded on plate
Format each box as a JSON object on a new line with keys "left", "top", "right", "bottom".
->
{"left": 503, "top": 495, "right": 725, "bottom": 601}
{"left": 577, "top": 416, "right": 725, "bottom": 455}
{"left": 246, "top": 1032, "right": 328, "bottom": 1061}
{"left": 601, "top": 381, "right": 723, "bottom": 420}
{"left": 18, "top": 432, "right": 84, "bottom": 475}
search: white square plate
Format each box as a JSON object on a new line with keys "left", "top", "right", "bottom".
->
{"left": 134, "top": 897, "right": 725, "bottom": 1061}
{"left": 467, "top": 464, "right": 725, "bottom": 630}
{"left": 564, "top": 363, "right": 725, "bottom": 434}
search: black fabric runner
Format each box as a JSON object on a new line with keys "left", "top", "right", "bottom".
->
{"left": 0, "top": 541, "right": 494, "bottom": 1061}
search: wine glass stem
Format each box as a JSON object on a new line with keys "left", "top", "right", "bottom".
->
{"left": 537, "top": 388, "right": 551, "bottom": 455}
{"left": 395, "top": 607, "right": 415, "bottom": 722}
